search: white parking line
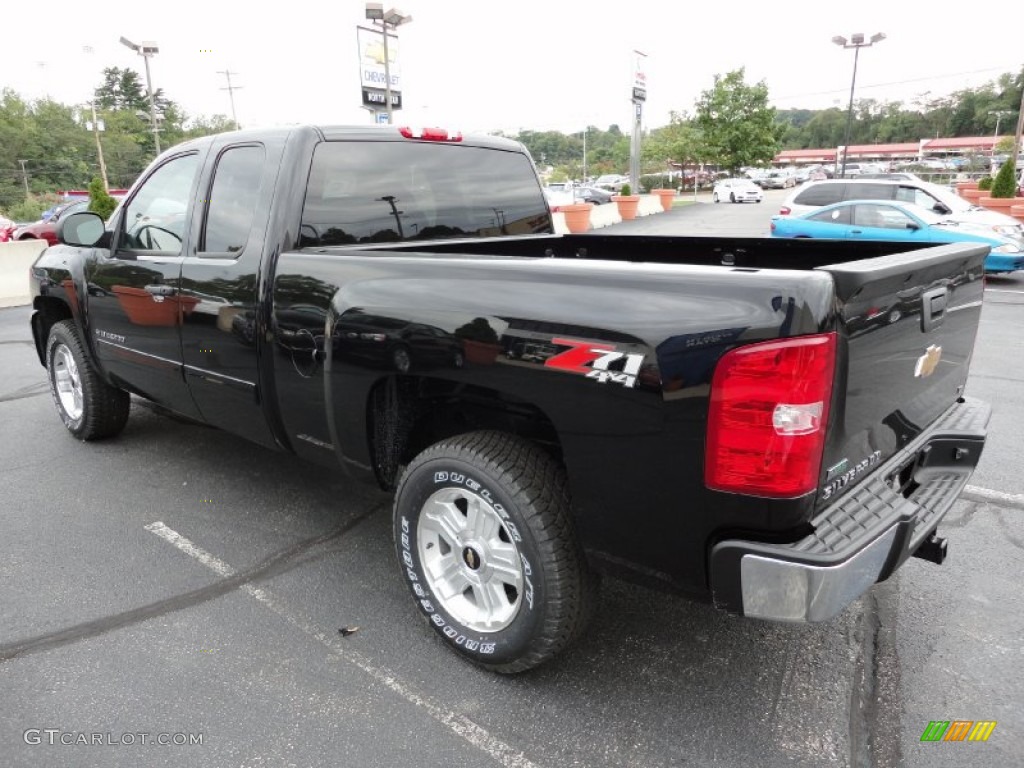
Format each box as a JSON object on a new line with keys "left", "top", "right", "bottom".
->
{"left": 145, "top": 521, "right": 540, "bottom": 768}
{"left": 962, "top": 485, "right": 1024, "bottom": 509}
{"left": 985, "top": 289, "right": 1024, "bottom": 294}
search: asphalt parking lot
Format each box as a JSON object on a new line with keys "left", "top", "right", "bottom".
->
{"left": 1, "top": 190, "right": 1021, "bottom": 767}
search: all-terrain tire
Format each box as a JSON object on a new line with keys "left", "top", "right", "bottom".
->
{"left": 393, "top": 431, "right": 597, "bottom": 673}
{"left": 45, "top": 320, "right": 130, "bottom": 440}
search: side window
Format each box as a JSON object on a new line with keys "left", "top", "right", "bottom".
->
{"left": 854, "top": 204, "right": 913, "bottom": 229}
{"left": 794, "top": 184, "right": 843, "bottom": 206}
{"left": 121, "top": 153, "right": 200, "bottom": 254}
{"left": 842, "top": 183, "right": 896, "bottom": 202}
{"left": 895, "top": 186, "right": 941, "bottom": 211}
{"left": 808, "top": 207, "right": 852, "bottom": 225}
{"left": 201, "top": 145, "right": 266, "bottom": 254}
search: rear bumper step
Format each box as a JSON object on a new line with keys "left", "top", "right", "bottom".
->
{"left": 709, "top": 397, "right": 990, "bottom": 622}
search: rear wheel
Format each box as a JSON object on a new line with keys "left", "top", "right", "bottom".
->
{"left": 46, "top": 320, "right": 129, "bottom": 440}
{"left": 394, "top": 431, "right": 597, "bottom": 673}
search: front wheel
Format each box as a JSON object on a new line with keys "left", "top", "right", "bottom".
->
{"left": 46, "top": 320, "right": 130, "bottom": 440}
{"left": 394, "top": 431, "right": 596, "bottom": 673}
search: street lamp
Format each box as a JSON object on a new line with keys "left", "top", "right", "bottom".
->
{"left": 832, "top": 32, "right": 885, "bottom": 178}
{"left": 119, "top": 35, "right": 161, "bottom": 154}
{"left": 365, "top": 3, "right": 412, "bottom": 125}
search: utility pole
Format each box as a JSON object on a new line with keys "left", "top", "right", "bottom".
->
{"left": 89, "top": 102, "right": 110, "bottom": 190}
{"left": 19, "top": 160, "right": 29, "bottom": 197}
{"left": 218, "top": 69, "right": 242, "bottom": 129}
{"left": 1014, "top": 87, "right": 1024, "bottom": 176}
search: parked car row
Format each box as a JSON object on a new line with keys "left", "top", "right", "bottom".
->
{"left": 542, "top": 185, "right": 615, "bottom": 211}
{"left": 771, "top": 199, "right": 1024, "bottom": 274}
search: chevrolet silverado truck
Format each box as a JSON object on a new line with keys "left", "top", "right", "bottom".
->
{"left": 29, "top": 125, "right": 991, "bottom": 672}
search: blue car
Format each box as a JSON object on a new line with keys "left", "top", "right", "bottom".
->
{"left": 771, "top": 199, "right": 1024, "bottom": 274}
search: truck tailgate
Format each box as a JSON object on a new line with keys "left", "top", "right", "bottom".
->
{"left": 816, "top": 242, "right": 988, "bottom": 506}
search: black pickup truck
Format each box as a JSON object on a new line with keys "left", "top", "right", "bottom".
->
{"left": 30, "top": 125, "right": 991, "bottom": 672}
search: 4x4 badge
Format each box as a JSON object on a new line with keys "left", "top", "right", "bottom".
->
{"left": 914, "top": 345, "right": 942, "bottom": 378}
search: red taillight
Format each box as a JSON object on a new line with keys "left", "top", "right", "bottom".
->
{"left": 705, "top": 333, "right": 836, "bottom": 498}
{"left": 779, "top": 206, "right": 791, "bottom": 215}
{"left": 398, "top": 126, "right": 463, "bottom": 142}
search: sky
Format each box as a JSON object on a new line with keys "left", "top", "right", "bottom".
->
{"left": 2, "top": 1, "right": 1022, "bottom": 138}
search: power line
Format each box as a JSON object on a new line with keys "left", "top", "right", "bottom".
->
{"left": 774, "top": 65, "right": 1020, "bottom": 103}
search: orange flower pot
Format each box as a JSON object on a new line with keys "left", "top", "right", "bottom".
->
{"left": 978, "top": 196, "right": 1024, "bottom": 216}
{"left": 461, "top": 339, "right": 502, "bottom": 365}
{"left": 1010, "top": 204, "right": 1024, "bottom": 224}
{"left": 560, "top": 203, "right": 593, "bottom": 233}
{"left": 611, "top": 195, "right": 641, "bottom": 221}
{"left": 960, "top": 188, "right": 984, "bottom": 204}
{"left": 651, "top": 189, "right": 676, "bottom": 211}
{"left": 112, "top": 285, "right": 199, "bottom": 327}
{"left": 955, "top": 181, "right": 979, "bottom": 197}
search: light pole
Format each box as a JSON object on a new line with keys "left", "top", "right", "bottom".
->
{"left": 832, "top": 32, "right": 885, "bottom": 178}
{"left": 119, "top": 36, "right": 161, "bottom": 154}
{"left": 365, "top": 3, "right": 411, "bottom": 125}
{"left": 581, "top": 128, "right": 587, "bottom": 182}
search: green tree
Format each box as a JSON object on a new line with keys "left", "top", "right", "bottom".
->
{"left": 94, "top": 68, "right": 148, "bottom": 111}
{"left": 87, "top": 176, "right": 118, "bottom": 219}
{"left": 694, "top": 69, "right": 782, "bottom": 172}
{"left": 990, "top": 159, "right": 1017, "bottom": 198}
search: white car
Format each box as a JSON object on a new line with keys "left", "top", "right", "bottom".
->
{"left": 712, "top": 178, "right": 764, "bottom": 204}
{"left": 779, "top": 179, "right": 1024, "bottom": 243}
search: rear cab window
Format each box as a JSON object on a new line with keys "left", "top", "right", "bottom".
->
{"left": 299, "top": 141, "right": 551, "bottom": 248}
{"left": 794, "top": 185, "right": 844, "bottom": 206}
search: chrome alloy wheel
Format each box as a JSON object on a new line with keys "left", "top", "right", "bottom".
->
{"left": 417, "top": 487, "right": 524, "bottom": 632}
{"left": 53, "top": 343, "right": 84, "bottom": 421}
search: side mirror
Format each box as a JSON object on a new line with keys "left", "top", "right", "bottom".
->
{"left": 933, "top": 203, "right": 952, "bottom": 215}
{"left": 56, "top": 211, "right": 107, "bottom": 247}
{"left": 906, "top": 222, "right": 920, "bottom": 231}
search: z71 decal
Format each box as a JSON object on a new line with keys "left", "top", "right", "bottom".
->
{"left": 545, "top": 337, "right": 645, "bottom": 388}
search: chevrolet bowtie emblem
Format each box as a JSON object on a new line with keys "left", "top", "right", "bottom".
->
{"left": 914, "top": 345, "right": 942, "bottom": 378}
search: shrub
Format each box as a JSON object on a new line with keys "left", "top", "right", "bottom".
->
{"left": 619, "top": 183, "right": 632, "bottom": 197}
{"left": 977, "top": 176, "right": 992, "bottom": 191}
{"left": 639, "top": 174, "right": 672, "bottom": 193}
{"left": 87, "top": 177, "right": 118, "bottom": 220}
{"left": 4, "top": 192, "right": 61, "bottom": 223}
{"left": 990, "top": 160, "right": 1017, "bottom": 198}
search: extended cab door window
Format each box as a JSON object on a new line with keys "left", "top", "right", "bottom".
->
{"left": 119, "top": 153, "right": 200, "bottom": 255}
{"left": 199, "top": 145, "right": 266, "bottom": 256}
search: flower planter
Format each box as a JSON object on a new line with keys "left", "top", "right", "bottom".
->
{"left": 461, "top": 339, "right": 501, "bottom": 365}
{"left": 978, "top": 196, "right": 1024, "bottom": 216}
{"left": 960, "top": 188, "right": 985, "bottom": 204}
{"left": 1010, "top": 204, "right": 1024, "bottom": 224}
{"left": 651, "top": 189, "right": 676, "bottom": 212}
{"left": 560, "top": 203, "right": 593, "bottom": 233}
{"left": 955, "top": 181, "right": 979, "bottom": 198}
{"left": 112, "top": 285, "right": 199, "bottom": 327}
{"left": 611, "top": 194, "right": 641, "bottom": 221}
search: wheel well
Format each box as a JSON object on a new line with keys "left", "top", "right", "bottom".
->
{"left": 367, "top": 375, "right": 562, "bottom": 490}
{"left": 31, "top": 297, "right": 73, "bottom": 366}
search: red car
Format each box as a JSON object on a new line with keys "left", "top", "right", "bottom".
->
{"left": 12, "top": 200, "right": 91, "bottom": 246}
{"left": 0, "top": 216, "right": 16, "bottom": 242}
